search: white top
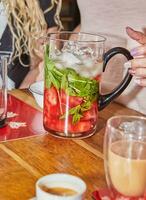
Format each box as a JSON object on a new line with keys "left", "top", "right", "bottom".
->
{"left": 77, "top": 0, "right": 146, "bottom": 115}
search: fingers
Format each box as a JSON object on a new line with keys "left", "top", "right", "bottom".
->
{"left": 134, "top": 78, "right": 146, "bottom": 86}
{"left": 126, "top": 27, "right": 146, "bottom": 86}
{"left": 130, "top": 45, "right": 146, "bottom": 56}
{"left": 129, "top": 66, "right": 146, "bottom": 77}
{"left": 126, "top": 58, "right": 146, "bottom": 86}
{"left": 126, "top": 27, "right": 146, "bottom": 56}
{"left": 127, "top": 57, "right": 146, "bottom": 76}
{"left": 130, "top": 57, "right": 146, "bottom": 69}
{"left": 128, "top": 64, "right": 146, "bottom": 86}
{"left": 126, "top": 26, "right": 146, "bottom": 44}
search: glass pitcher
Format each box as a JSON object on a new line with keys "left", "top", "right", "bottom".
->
{"left": 43, "top": 32, "right": 133, "bottom": 138}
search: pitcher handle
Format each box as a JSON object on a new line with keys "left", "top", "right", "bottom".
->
{"left": 99, "top": 47, "right": 133, "bottom": 111}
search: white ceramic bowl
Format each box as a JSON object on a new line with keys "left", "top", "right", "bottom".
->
{"left": 29, "top": 81, "right": 44, "bottom": 108}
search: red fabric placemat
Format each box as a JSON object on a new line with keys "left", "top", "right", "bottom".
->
{"left": 0, "top": 94, "right": 46, "bottom": 141}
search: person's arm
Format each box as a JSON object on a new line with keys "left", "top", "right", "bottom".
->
{"left": 69, "top": 24, "right": 81, "bottom": 40}
{"left": 126, "top": 26, "right": 146, "bottom": 86}
{"left": 19, "top": 61, "right": 44, "bottom": 89}
{"left": 73, "top": 24, "right": 81, "bottom": 32}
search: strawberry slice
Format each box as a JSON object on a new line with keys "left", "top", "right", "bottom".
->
{"left": 94, "top": 74, "right": 101, "bottom": 81}
{"left": 82, "top": 102, "right": 97, "bottom": 121}
{"left": 45, "top": 105, "right": 60, "bottom": 118}
{"left": 45, "top": 87, "right": 58, "bottom": 106}
{"left": 73, "top": 121, "right": 92, "bottom": 133}
{"left": 44, "top": 99, "right": 60, "bottom": 118}
{"left": 44, "top": 116, "right": 65, "bottom": 132}
{"left": 83, "top": 108, "right": 97, "bottom": 121}
{"left": 69, "top": 95, "right": 83, "bottom": 107}
{"left": 60, "top": 90, "right": 82, "bottom": 108}
{"left": 57, "top": 121, "right": 65, "bottom": 132}
{"left": 44, "top": 117, "right": 58, "bottom": 131}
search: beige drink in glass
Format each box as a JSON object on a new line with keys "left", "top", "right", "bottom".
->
{"left": 109, "top": 140, "right": 146, "bottom": 197}
{"left": 104, "top": 116, "right": 146, "bottom": 199}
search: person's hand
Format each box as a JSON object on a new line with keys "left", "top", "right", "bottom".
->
{"left": 126, "top": 26, "right": 146, "bottom": 86}
{"left": 32, "top": 26, "right": 58, "bottom": 60}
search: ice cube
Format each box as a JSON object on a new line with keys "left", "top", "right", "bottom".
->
{"left": 83, "top": 59, "right": 94, "bottom": 68}
{"left": 55, "top": 62, "right": 64, "bottom": 70}
{"left": 80, "top": 70, "right": 93, "bottom": 78}
{"left": 50, "top": 46, "right": 62, "bottom": 59}
{"left": 119, "top": 120, "right": 146, "bottom": 138}
{"left": 77, "top": 65, "right": 94, "bottom": 78}
{"left": 62, "top": 41, "right": 80, "bottom": 54}
{"left": 60, "top": 52, "right": 81, "bottom": 66}
{"left": 62, "top": 42, "right": 94, "bottom": 57}
{"left": 91, "top": 62, "right": 103, "bottom": 77}
{"left": 80, "top": 46, "right": 94, "bottom": 57}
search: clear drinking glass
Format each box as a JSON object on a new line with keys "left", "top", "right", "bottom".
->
{"left": 0, "top": 51, "right": 11, "bottom": 127}
{"left": 104, "top": 115, "right": 146, "bottom": 199}
{"left": 43, "top": 32, "right": 133, "bottom": 138}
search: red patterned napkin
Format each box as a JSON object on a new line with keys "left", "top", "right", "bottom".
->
{"left": 0, "top": 94, "right": 46, "bottom": 141}
{"left": 92, "top": 189, "right": 146, "bottom": 200}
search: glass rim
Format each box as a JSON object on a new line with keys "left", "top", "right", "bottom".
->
{"left": 37, "top": 31, "right": 106, "bottom": 43}
{"left": 107, "top": 115, "right": 146, "bottom": 123}
{"left": 107, "top": 115, "right": 146, "bottom": 137}
{"left": 36, "top": 173, "right": 87, "bottom": 196}
{"left": 29, "top": 81, "right": 43, "bottom": 96}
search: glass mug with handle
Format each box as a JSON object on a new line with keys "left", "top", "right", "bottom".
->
{"left": 104, "top": 115, "right": 146, "bottom": 199}
{"left": 43, "top": 32, "right": 133, "bottom": 138}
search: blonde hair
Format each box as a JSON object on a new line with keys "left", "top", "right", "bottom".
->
{"left": 1, "top": 0, "right": 63, "bottom": 65}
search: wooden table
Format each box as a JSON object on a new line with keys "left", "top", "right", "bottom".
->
{"left": 0, "top": 89, "right": 144, "bottom": 200}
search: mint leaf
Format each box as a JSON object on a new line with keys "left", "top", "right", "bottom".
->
{"left": 61, "top": 74, "right": 68, "bottom": 90}
{"left": 73, "top": 113, "right": 83, "bottom": 124}
{"left": 49, "top": 71, "right": 60, "bottom": 89}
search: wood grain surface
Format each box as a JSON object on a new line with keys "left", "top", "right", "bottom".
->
{"left": 0, "top": 89, "right": 142, "bottom": 200}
